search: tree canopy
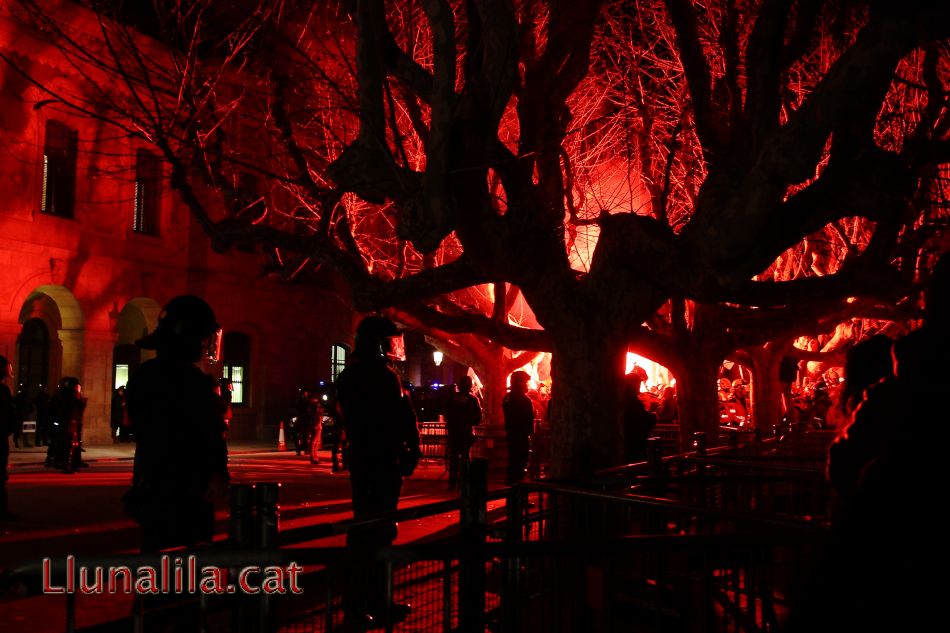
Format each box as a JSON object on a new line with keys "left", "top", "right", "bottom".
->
{"left": 4, "top": 0, "right": 949, "bottom": 476}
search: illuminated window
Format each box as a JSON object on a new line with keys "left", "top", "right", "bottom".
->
{"left": 223, "top": 332, "right": 251, "bottom": 406}
{"left": 133, "top": 149, "right": 161, "bottom": 235}
{"left": 114, "top": 365, "right": 129, "bottom": 390}
{"left": 41, "top": 120, "right": 77, "bottom": 218}
{"left": 331, "top": 344, "right": 347, "bottom": 382}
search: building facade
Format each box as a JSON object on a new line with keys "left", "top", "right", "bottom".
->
{"left": 0, "top": 2, "right": 355, "bottom": 443}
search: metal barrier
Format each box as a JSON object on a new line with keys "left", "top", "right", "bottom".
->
{"left": 1, "top": 446, "right": 830, "bottom": 633}
{"left": 418, "top": 421, "right": 448, "bottom": 467}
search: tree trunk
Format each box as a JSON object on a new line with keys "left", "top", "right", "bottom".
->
{"left": 674, "top": 352, "right": 722, "bottom": 451}
{"left": 547, "top": 329, "right": 627, "bottom": 479}
{"left": 477, "top": 361, "right": 508, "bottom": 429}
{"left": 748, "top": 344, "right": 786, "bottom": 431}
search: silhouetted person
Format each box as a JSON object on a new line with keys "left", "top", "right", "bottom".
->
{"left": 504, "top": 371, "right": 535, "bottom": 485}
{"left": 0, "top": 356, "right": 17, "bottom": 521}
{"left": 816, "top": 254, "right": 950, "bottom": 632}
{"left": 444, "top": 376, "right": 481, "bottom": 490}
{"left": 656, "top": 385, "right": 678, "bottom": 425}
{"left": 48, "top": 377, "right": 86, "bottom": 473}
{"left": 110, "top": 386, "right": 126, "bottom": 443}
{"left": 335, "top": 316, "right": 420, "bottom": 627}
{"left": 124, "top": 295, "right": 229, "bottom": 552}
{"left": 622, "top": 372, "right": 657, "bottom": 463}
{"left": 292, "top": 388, "right": 312, "bottom": 456}
{"left": 837, "top": 334, "right": 893, "bottom": 417}
{"left": 218, "top": 377, "right": 233, "bottom": 437}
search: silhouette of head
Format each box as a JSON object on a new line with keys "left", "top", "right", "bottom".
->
{"left": 457, "top": 375, "right": 474, "bottom": 394}
{"left": 841, "top": 334, "right": 893, "bottom": 413}
{"left": 137, "top": 295, "right": 219, "bottom": 362}
{"left": 354, "top": 316, "right": 405, "bottom": 362}
{"left": 510, "top": 371, "right": 530, "bottom": 393}
{"left": 0, "top": 355, "right": 10, "bottom": 380}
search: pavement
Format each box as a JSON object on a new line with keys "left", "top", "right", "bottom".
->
{"left": 0, "top": 444, "right": 485, "bottom": 633}
{"left": 5, "top": 439, "right": 280, "bottom": 466}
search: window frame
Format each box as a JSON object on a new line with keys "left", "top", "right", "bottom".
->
{"left": 40, "top": 120, "right": 78, "bottom": 219}
{"left": 331, "top": 344, "right": 348, "bottom": 382}
{"left": 132, "top": 148, "right": 161, "bottom": 236}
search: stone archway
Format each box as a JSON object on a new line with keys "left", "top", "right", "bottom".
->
{"left": 18, "top": 284, "right": 85, "bottom": 389}
{"left": 112, "top": 297, "right": 161, "bottom": 389}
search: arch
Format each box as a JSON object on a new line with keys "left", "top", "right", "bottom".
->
{"left": 17, "top": 284, "right": 85, "bottom": 384}
{"left": 115, "top": 297, "right": 162, "bottom": 345}
{"left": 16, "top": 318, "right": 50, "bottom": 396}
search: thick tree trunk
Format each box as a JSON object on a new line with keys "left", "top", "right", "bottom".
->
{"left": 477, "top": 362, "right": 507, "bottom": 428}
{"left": 547, "top": 330, "right": 627, "bottom": 479}
{"left": 748, "top": 345, "right": 786, "bottom": 430}
{"left": 674, "top": 353, "right": 722, "bottom": 451}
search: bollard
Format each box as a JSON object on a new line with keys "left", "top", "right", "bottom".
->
{"left": 255, "top": 482, "right": 280, "bottom": 549}
{"left": 647, "top": 437, "right": 663, "bottom": 477}
{"left": 229, "top": 484, "right": 256, "bottom": 633}
{"left": 692, "top": 432, "right": 707, "bottom": 457}
{"left": 229, "top": 484, "right": 256, "bottom": 548}
{"left": 459, "top": 459, "right": 488, "bottom": 633}
{"left": 727, "top": 430, "right": 740, "bottom": 449}
{"left": 255, "top": 483, "right": 280, "bottom": 633}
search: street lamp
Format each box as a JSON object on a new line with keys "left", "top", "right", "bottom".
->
{"left": 433, "top": 350, "right": 444, "bottom": 366}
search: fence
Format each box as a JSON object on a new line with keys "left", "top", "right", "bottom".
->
{"left": 1, "top": 432, "right": 834, "bottom": 633}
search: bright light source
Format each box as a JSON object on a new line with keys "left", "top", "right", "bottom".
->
{"left": 433, "top": 351, "right": 444, "bottom": 366}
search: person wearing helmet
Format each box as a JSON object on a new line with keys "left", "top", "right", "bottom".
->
{"left": 444, "top": 375, "right": 482, "bottom": 490}
{"left": 123, "top": 295, "right": 229, "bottom": 552}
{"left": 48, "top": 377, "right": 86, "bottom": 472}
{"left": 335, "top": 315, "right": 419, "bottom": 626}
{"left": 0, "top": 356, "right": 16, "bottom": 521}
{"left": 503, "top": 370, "right": 535, "bottom": 485}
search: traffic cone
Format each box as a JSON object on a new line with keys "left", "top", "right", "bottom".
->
{"left": 278, "top": 421, "right": 287, "bottom": 451}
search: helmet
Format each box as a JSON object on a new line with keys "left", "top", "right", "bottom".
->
{"left": 137, "top": 295, "right": 221, "bottom": 360}
{"left": 354, "top": 316, "right": 405, "bottom": 361}
{"left": 59, "top": 376, "right": 81, "bottom": 394}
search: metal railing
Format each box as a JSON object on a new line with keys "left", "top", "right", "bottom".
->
{"left": 1, "top": 436, "right": 832, "bottom": 633}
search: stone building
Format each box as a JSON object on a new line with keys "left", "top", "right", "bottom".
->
{"left": 0, "top": 2, "right": 355, "bottom": 443}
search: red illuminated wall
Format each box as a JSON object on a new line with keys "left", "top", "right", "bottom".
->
{"left": 0, "top": 5, "right": 355, "bottom": 442}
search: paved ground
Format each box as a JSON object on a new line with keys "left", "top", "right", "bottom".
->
{"left": 0, "top": 441, "right": 494, "bottom": 632}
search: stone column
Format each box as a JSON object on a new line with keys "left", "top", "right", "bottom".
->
{"left": 80, "top": 330, "right": 117, "bottom": 444}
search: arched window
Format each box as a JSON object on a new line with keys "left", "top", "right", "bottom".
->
{"left": 17, "top": 318, "right": 50, "bottom": 396}
{"left": 331, "top": 344, "right": 348, "bottom": 382}
{"left": 222, "top": 332, "right": 251, "bottom": 406}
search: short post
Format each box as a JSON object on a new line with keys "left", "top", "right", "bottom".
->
{"left": 255, "top": 483, "right": 280, "bottom": 548}
{"left": 229, "top": 484, "right": 255, "bottom": 633}
{"left": 727, "top": 429, "right": 740, "bottom": 449}
{"left": 229, "top": 484, "right": 255, "bottom": 548}
{"left": 255, "top": 483, "right": 280, "bottom": 633}
{"left": 459, "top": 459, "right": 488, "bottom": 633}
{"left": 692, "top": 432, "right": 708, "bottom": 457}
{"left": 647, "top": 437, "right": 663, "bottom": 477}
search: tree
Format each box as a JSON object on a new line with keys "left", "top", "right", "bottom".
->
{"left": 4, "top": 0, "right": 949, "bottom": 478}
